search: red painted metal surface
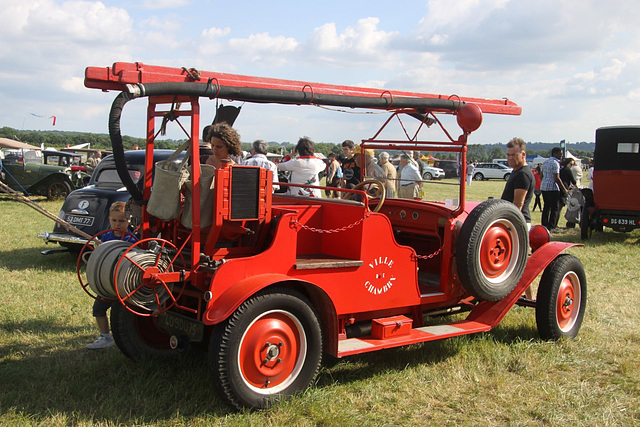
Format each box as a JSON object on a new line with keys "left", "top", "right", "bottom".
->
{"left": 593, "top": 170, "right": 640, "bottom": 211}
{"left": 85, "top": 62, "right": 521, "bottom": 115}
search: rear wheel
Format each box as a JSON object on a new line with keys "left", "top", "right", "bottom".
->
{"left": 536, "top": 255, "right": 586, "bottom": 340}
{"left": 474, "top": 172, "right": 484, "bottom": 181}
{"left": 46, "top": 180, "right": 71, "bottom": 200}
{"left": 456, "top": 199, "right": 529, "bottom": 301}
{"left": 580, "top": 197, "right": 595, "bottom": 240}
{"left": 110, "top": 303, "right": 176, "bottom": 360}
{"left": 210, "top": 288, "right": 323, "bottom": 410}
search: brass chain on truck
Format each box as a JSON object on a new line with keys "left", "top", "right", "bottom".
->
{"left": 414, "top": 247, "right": 442, "bottom": 260}
{"left": 291, "top": 215, "right": 368, "bottom": 234}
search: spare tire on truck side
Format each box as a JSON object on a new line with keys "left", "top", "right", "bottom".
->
{"left": 456, "top": 199, "right": 529, "bottom": 301}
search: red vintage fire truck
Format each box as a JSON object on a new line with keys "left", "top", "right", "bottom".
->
{"left": 79, "top": 63, "right": 586, "bottom": 410}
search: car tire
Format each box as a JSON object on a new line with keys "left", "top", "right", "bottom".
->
{"left": 473, "top": 173, "right": 484, "bottom": 181}
{"left": 580, "top": 201, "right": 593, "bottom": 240}
{"left": 46, "top": 180, "right": 71, "bottom": 200}
{"left": 110, "top": 303, "right": 179, "bottom": 360}
{"left": 504, "top": 173, "right": 511, "bottom": 181}
{"left": 210, "top": 287, "right": 323, "bottom": 410}
{"left": 423, "top": 172, "right": 433, "bottom": 180}
{"left": 456, "top": 199, "right": 529, "bottom": 301}
{"left": 536, "top": 254, "right": 587, "bottom": 340}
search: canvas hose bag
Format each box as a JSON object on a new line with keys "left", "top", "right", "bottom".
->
{"left": 181, "top": 163, "right": 216, "bottom": 229}
{"left": 146, "top": 141, "right": 191, "bottom": 221}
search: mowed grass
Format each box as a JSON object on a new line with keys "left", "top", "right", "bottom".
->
{"left": 1, "top": 178, "right": 639, "bottom": 425}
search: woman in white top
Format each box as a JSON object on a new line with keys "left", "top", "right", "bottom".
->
{"left": 277, "top": 137, "right": 326, "bottom": 197}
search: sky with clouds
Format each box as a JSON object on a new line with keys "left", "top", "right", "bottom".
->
{"left": 1, "top": 0, "right": 639, "bottom": 147}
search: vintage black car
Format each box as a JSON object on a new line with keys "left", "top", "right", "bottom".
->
{"left": 40, "top": 149, "right": 183, "bottom": 250}
{"left": 581, "top": 126, "right": 640, "bottom": 239}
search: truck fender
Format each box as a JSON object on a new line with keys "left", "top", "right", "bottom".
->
{"left": 204, "top": 274, "right": 329, "bottom": 325}
{"left": 36, "top": 172, "right": 74, "bottom": 189}
{"left": 203, "top": 274, "right": 340, "bottom": 356}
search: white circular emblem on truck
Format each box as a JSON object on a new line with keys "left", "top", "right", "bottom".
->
{"left": 78, "top": 200, "right": 89, "bottom": 209}
{"left": 364, "top": 256, "right": 396, "bottom": 295}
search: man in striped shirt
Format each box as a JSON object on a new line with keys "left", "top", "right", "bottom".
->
{"left": 540, "top": 147, "right": 568, "bottom": 230}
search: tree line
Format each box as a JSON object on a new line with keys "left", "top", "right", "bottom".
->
{"left": 1, "top": 127, "right": 593, "bottom": 160}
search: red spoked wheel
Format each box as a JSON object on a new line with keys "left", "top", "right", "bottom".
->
{"left": 456, "top": 199, "right": 529, "bottom": 301}
{"left": 211, "top": 288, "right": 323, "bottom": 410}
{"left": 76, "top": 229, "right": 136, "bottom": 301}
{"left": 536, "top": 254, "right": 587, "bottom": 340}
{"left": 113, "top": 237, "right": 186, "bottom": 317}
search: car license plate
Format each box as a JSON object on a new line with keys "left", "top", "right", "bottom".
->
{"left": 609, "top": 218, "right": 637, "bottom": 226}
{"left": 65, "top": 214, "right": 94, "bottom": 226}
{"left": 157, "top": 311, "right": 205, "bottom": 342}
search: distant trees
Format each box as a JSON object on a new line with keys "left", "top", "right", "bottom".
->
{"left": 0, "top": 127, "right": 594, "bottom": 159}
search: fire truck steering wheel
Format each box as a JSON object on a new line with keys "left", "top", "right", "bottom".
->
{"left": 352, "top": 179, "right": 386, "bottom": 212}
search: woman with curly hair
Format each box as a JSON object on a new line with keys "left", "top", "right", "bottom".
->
{"left": 205, "top": 123, "right": 242, "bottom": 169}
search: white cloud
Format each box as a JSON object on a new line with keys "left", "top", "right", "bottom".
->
{"left": 228, "top": 33, "right": 299, "bottom": 63}
{"left": 140, "top": 0, "right": 190, "bottom": 9}
{"left": 303, "top": 18, "right": 400, "bottom": 67}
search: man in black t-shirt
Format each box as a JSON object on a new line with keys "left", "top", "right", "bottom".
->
{"left": 501, "top": 137, "right": 534, "bottom": 299}
{"left": 501, "top": 137, "right": 534, "bottom": 227}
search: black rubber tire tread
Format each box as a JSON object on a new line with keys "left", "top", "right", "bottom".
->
{"left": 504, "top": 173, "right": 511, "bottom": 181}
{"left": 580, "top": 199, "right": 593, "bottom": 240}
{"left": 456, "top": 199, "right": 529, "bottom": 301}
{"left": 210, "top": 287, "right": 323, "bottom": 410}
{"left": 110, "top": 303, "right": 177, "bottom": 360}
{"left": 536, "top": 254, "right": 587, "bottom": 340}
{"left": 46, "top": 180, "right": 71, "bottom": 200}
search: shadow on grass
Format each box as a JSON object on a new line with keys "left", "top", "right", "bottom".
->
{"left": 0, "top": 247, "right": 79, "bottom": 272}
{"left": 318, "top": 321, "right": 539, "bottom": 387}
{"left": 0, "top": 323, "right": 235, "bottom": 422}
{"left": 553, "top": 227, "right": 640, "bottom": 245}
{"left": 0, "top": 317, "right": 541, "bottom": 422}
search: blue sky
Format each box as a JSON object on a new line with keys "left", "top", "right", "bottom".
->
{"left": 2, "top": 0, "right": 639, "bottom": 147}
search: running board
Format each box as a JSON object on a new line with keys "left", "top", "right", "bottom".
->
{"left": 337, "top": 320, "right": 491, "bottom": 357}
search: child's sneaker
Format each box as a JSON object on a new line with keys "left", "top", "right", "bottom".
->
{"left": 86, "top": 334, "right": 115, "bottom": 349}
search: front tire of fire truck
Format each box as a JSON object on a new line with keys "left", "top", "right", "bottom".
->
{"left": 110, "top": 303, "right": 176, "bottom": 360}
{"left": 536, "top": 254, "right": 586, "bottom": 340}
{"left": 210, "top": 287, "right": 323, "bottom": 410}
{"left": 456, "top": 199, "right": 528, "bottom": 301}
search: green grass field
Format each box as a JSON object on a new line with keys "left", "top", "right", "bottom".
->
{"left": 1, "top": 179, "right": 639, "bottom": 425}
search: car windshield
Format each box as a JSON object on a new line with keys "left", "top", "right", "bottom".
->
{"left": 95, "top": 168, "right": 142, "bottom": 189}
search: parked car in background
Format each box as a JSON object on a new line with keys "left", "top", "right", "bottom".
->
{"left": 581, "top": 126, "right": 640, "bottom": 239}
{"left": 422, "top": 165, "right": 445, "bottom": 180}
{"left": 42, "top": 149, "right": 91, "bottom": 188}
{"left": 432, "top": 159, "right": 459, "bottom": 178}
{"left": 473, "top": 162, "right": 513, "bottom": 181}
{"left": 1, "top": 147, "right": 78, "bottom": 199}
{"left": 39, "top": 149, "right": 183, "bottom": 250}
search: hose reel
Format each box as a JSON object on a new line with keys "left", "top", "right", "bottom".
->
{"left": 85, "top": 238, "right": 184, "bottom": 315}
